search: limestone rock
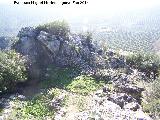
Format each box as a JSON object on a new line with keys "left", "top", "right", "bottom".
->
{"left": 14, "top": 27, "right": 112, "bottom": 80}
{"left": 124, "top": 102, "right": 140, "bottom": 111}
{"left": 107, "top": 93, "right": 137, "bottom": 108}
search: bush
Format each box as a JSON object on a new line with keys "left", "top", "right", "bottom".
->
{"left": 0, "top": 50, "right": 27, "bottom": 93}
{"left": 66, "top": 75, "right": 105, "bottom": 95}
{"left": 8, "top": 91, "right": 56, "bottom": 119}
{"left": 142, "top": 77, "right": 160, "bottom": 119}
{"left": 36, "top": 20, "right": 70, "bottom": 39}
{"left": 41, "top": 67, "right": 105, "bottom": 95}
{"left": 126, "top": 52, "right": 160, "bottom": 79}
{"left": 21, "top": 95, "right": 53, "bottom": 118}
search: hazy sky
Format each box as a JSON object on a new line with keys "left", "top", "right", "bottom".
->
{"left": 1, "top": 0, "right": 160, "bottom": 20}
{"left": 1, "top": 0, "right": 160, "bottom": 12}
{"left": 1, "top": 0, "right": 160, "bottom": 33}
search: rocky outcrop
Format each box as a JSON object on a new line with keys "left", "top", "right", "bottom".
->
{"left": 73, "top": 89, "right": 151, "bottom": 120}
{"left": 13, "top": 28, "right": 54, "bottom": 81}
{"left": 13, "top": 27, "right": 127, "bottom": 80}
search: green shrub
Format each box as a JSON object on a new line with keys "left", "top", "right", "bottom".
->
{"left": 142, "top": 77, "right": 160, "bottom": 119}
{"left": 126, "top": 52, "right": 160, "bottom": 79}
{"left": 36, "top": 20, "right": 70, "bottom": 39}
{"left": 40, "top": 67, "right": 77, "bottom": 89}
{"left": 76, "top": 96, "right": 88, "bottom": 111}
{"left": 0, "top": 50, "right": 27, "bottom": 93}
{"left": 8, "top": 92, "right": 55, "bottom": 120}
{"left": 41, "top": 67, "right": 104, "bottom": 95}
{"left": 66, "top": 75, "right": 105, "bottom": 95}
{"left": 22, "top": 95, "right": 53, "bottom": 118}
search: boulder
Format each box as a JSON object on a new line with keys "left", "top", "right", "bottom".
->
{"left": 107, "top": 93, "right": 137, "bottom": 108}
{"left": 115, "top": 84, "right": 145, "bottom": 103}
{"left": 13, "top": 28, "right": 53, "bottom": 82}
{"left": 124, "top": 102, "right": 140, "bottom": 111}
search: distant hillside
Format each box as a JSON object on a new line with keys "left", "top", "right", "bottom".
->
{"left": 93, "top": 29, "right": 160, "bottom": 52}
{"left": 0, "top": 36, "right": 17, "bottom": 50}
{"left": 153, "top": 39, "right": 160, "bottom": 54}
{"left": 1, "top": 5, "right": 160, "bottom": 52}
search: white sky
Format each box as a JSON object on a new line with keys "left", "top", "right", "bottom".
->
{"left": 0, "top": 0, "right": 160, "bottom": 32}
{"left": 1, "top": 0, "right": 160, "bottom": 22}
{"left": 1, "top": 0, "right": 160, "bottom": 10}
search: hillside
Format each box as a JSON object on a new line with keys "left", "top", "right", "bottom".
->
{"left": 1, "top": 5, "right": 160, "bottom": 53}
{"left": 0, "top": 21, "right": 160, "bottom": 120}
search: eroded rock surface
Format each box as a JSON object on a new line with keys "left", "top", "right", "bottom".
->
{"left": 13, "top": 27, "right": 126, "bottom": 80}
{"left": 72, "top": 88, "right": 152, "bottom": 120}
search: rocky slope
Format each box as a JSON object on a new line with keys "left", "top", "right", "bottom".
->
{"left": 0, "top": 24, "right": 156, "bottom": 120}
{"left": 51, "top": 68, "right": 152, "bottom": 120}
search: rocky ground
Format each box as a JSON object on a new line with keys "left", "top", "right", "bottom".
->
{"left": 52, "top": 69, "right": 152, "bottom": 120}
{"left": 0, "top": 67, "right": 153, "bottom": 120}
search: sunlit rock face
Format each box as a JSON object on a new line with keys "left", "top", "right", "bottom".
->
{"left": 36, "top": 30, "right": 99, "bottom": 68}
{"left": 13, "top": 27, "right": 53, "bottom": 82}
{"left": 13, "top": 27, "right": 126, "bottom": 81}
